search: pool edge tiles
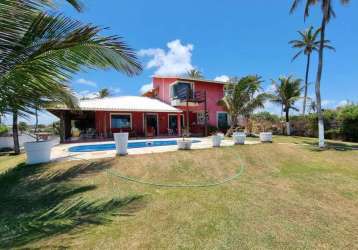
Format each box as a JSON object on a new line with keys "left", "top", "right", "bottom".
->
{"left": 68, "top": 139, "right": 201, "bottom": 153}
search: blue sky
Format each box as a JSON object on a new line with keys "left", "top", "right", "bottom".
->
{"left": 4, "top": 0, "right": 358, "bottom": 124}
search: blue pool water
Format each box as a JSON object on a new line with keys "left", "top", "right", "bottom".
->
{"left": 69, "top": 140, "right": 201, "bottom": 153}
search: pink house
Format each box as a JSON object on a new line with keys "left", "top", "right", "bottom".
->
{"left": 48, "top": 76, "right": 229, "bottom": 142}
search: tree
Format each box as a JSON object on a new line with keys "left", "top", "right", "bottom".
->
{"left": 0, "top": 6, "right": 142, "bottom": 154}
{"left": 290, "top": 0, "right": 350, "bottom": 147}
{"left": 18, "top": 122, "right": 28, "bottom": 133}
{"left": 98, "top": 88, "right": 110, "bottom": 98}
{"left": 309, "top": 100, "right": 316, "bottom": 114}
{"left": 270, "top": 76, "right": 303, "bottom": 135}
{"left": 289, "top": 26, "right": 334, "bottom": 115}
{"left": 186, "top": 69, "right": 204, "bottom": 79}
{"left": 218, "top": 75, "right": 268, "bottom": 136}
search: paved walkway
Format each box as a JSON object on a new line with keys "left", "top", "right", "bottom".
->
{"left": 51, "top": 137, "right": 260, "bottom": 162}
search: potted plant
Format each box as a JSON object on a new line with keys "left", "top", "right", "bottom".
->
{"left": 114, "top": 132, "right": 129, "bottom": 155}
{"left": 212, "top": 130, "right": 222, "bottom": 147}
{"left": 24, "top": 107, "right": 53, "bottom": 165}
{"left": 177, "top": 127, "right": 192, "bottom": 150}
{"left": 258, "top": 118, "right": 273, "bottom": 142}
{"left": 233, "top": 131, "right": 246, "bottom": 145}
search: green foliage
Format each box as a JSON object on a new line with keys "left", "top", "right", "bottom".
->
{"left": 18, "top": 122, "right": 28, "bottom": 132}
{"left": 207, "top": 125, "right": 219, "bottom": 135}
{"left": 270, "top": 76, "right": 303, "bottom": 122}
{"left": 291, "top": 105, "right": 358, "bottom": 141}
{"left": 218, "top": 75, "right": 269, "bottom": 135}
{"left": 0, "top": 12, "right": 142, "bottom": 116}
{"left": 98, "top": 88, "right": 110, "bottom": 98}
{"left": 0, "top": 124, "right": 9, "bottom": 135}
{"left": 185, "top": 69, "right": 203, "bottom": 79}
{"left": 252, "top": 112, "right": 280, "bottom": 123}
{"left": 289, "top": 26, "right": 334, "bottom": 60}
{"left": 338, "top": 104, "right": 358, "bottom": 142}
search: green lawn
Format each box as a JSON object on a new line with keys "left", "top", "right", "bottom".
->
{"left": 0, "top": 136, "right": 357, "bottom": 249}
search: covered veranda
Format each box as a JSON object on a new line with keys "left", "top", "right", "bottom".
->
{"left": 47, "top": 96, "right": 183, "bottom": 143}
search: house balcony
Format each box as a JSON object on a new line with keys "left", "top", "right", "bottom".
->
{"left": 171, "top": 99, "right": 199, "bottom": 107}
{"left": 171, "top": 89, "right": 206, "bottom": 107}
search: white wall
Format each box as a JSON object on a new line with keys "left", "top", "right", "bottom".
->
{"left": 0, "top": 134, "right": 60, "bottom": 149}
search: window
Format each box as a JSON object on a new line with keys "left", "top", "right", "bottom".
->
{"left": 217, "top": 112, "right": 229, "bottom": 129}
{"left": 171, "top": 82, "right": 193, "bottom": 99}
{"left": 111, "top": 114, "right": 131, "bottom": 129}
{"left": 197, "top": 112, "right": 208, "bottom": 125}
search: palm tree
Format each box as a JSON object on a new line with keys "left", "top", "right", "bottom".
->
{"left": 218, "top": 75, "right": 268, "bottom": 136}
{"left": 186, "top": 69, "right": 204, "bottom": 79}
{"left": 98, "top": 88, "right": 110, "bottom": 98}
{"left": 290, "top": 0, "right": 350, "bottom": 147}
{"left": 0, "top": 11, "right": 142, "bottom": 154}
{"left": 309, "top": 100, "right": 316, "bottom": 114}
{"left": 289, "top": 26, "right": 334, "bottom": 116}
{"left": 270, "top": 76, "right": 303, "bottom": 135}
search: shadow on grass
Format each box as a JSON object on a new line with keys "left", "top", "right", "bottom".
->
{"left": 302, "top": 140, "right": 358, "bottom": 152}
{"left": 0, "top": 160, "right": 143, "bottom": 248}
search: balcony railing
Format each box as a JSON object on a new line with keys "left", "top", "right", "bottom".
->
{"left": 173, "top": 88, "right": 206, "bottom": 103}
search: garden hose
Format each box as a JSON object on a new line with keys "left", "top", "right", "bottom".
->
{"left": 106, "top": 156, "right": 245, "bottom": 188}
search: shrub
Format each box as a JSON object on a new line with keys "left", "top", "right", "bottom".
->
{"left": 252, "top": 112, "right": 281, "bottom": 133}
{"left": 18, "top": 122, "right": 28, "bottom": 133}
{"left": 207, "top": 125, "right": 219, "bottom": 135}
{"left": 337, "top": 104, "right": 358, "bottom": 142}
{"left": 0, "top": 124, "right": 9, "bottom": 136}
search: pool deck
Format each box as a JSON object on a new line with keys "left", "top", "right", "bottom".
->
{"left": 50, "top": 137, "right": 260, "bottom": 162}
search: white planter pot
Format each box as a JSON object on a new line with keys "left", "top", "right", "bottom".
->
{"left": 177, "top": 140, "right": 192, "bottom": 150}
{"left": 24, "top": 140, "right": 53, "bottom": 165}
{"left": 260, "top": 132, "right": 273, "bottom": 143}
{"left": 233, "top": 132, "right": 246, "bottom": 145}
{"left": 212, "top": 135, "right": 222, "bottom": 147}
{"left": 114, "top": 133, "right": 128, "bottom": 155}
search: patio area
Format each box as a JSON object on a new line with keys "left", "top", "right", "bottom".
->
{"left": 50, "top": 137, "right": 260, "bottom": 161}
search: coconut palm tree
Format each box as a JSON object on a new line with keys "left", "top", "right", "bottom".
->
{"left": 218, "top": 75, "right": 268, "bottom": 136}
{"left": 289, "top": 26, "right": 334, "bottom": 116}
{"left": 98, "top": 88, "right": 110, "bottom": 98}
{"left": 290, "top": 0, "right": 350, "bottom": 147}
{"left": 270, "top": 76, "right": 303, "bottom": 135}
{"left": 186, "top": 69, "right": 203, "bottom": 79}
{"left": 309, "top": 100, "right": 317, "bottom": 113}
{"left": 0, "top": 11, "right": 142, "bottom": 154}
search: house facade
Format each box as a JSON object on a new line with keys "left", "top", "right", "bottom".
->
{"left": 48, "top": 76, "right": 229, "bottom": 142}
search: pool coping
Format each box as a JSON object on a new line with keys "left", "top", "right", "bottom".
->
{"left": 50, "top": 137, "right": 260, "bottom": 162}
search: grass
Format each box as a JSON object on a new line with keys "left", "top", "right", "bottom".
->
{"left": 0, "top": 136, "right": 357, "bottom": 249}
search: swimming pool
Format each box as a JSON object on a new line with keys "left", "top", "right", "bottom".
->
{"left": 69, "top": 140, "right": 201, "bottom": 153}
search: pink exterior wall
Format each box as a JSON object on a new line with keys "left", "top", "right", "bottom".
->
{"left": 153, "top": 77, "right": 226, "bottom": 127}
{"left": 95, "top": 111, "right": 181, "bottom": 137}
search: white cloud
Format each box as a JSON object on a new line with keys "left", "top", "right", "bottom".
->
{"left": 139, "top": 39, "right": 194, "bottom": 76}
{"left": 257, "top": 101, "right": 283, "bottom": 116}
{"left": 321, "top": 99, "right": 335, "bottom": 108}
{"left": 75, "top": 90, "right": 98, "bottom": 99}
{"left": 76, "top": 78, "right": 97, "bottom": 87}
{"left": 337, "top": 100, "right": 348, "bottom": 107}
{"left": 265, "top": 83, "right": 276, "bottom": 93}
{"left": 214, "top": 75, "right": 230, "bottom": 82}
{"left": 139, "top": 82, "right": 153, "bottom": 94}
{"left": 109, "top": 87, "right": 121, "bottom": 95}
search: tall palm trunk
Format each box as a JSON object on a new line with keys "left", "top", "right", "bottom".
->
{"left": 302, "top": 53, "right": 311, "bottom": 115}
{"left": 285, "top": 108, "right": 291, "bottom": 136}
{"left": 12, "top": 110, "right": 20, "bottom": 154}
{"left": 316, "top": 16, "right": 327, "bottom": 148}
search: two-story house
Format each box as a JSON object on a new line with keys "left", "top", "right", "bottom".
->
{"left": 47, "top": 76, "right": 229, "bottom": 142}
